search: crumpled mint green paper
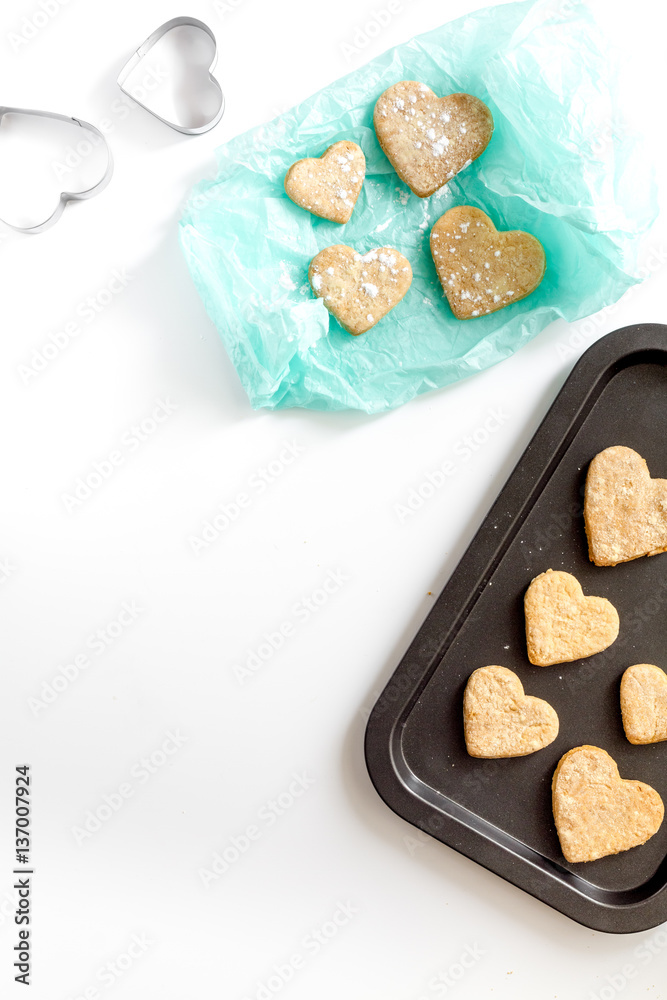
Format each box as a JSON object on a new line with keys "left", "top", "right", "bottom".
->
{"left": 179, "top": 0, "right": 656, "bottom": 413}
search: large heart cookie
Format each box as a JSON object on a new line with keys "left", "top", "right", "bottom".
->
{"left": 552, "top": 746, "right": 664, "bottom": 862}
{"left": 308, "top": 245, "right": 412, "bottom": 335}
{"left": 284, "top": 141, "right": 365, "bottom": 224}
{"left": 621, "top": 664, "right": 667, "bottom": 745}
{"left": 374, "top": 82, "right": 493, "bottom": 198}
{"left": 524, "top": 569, "right": 619, "bottom": 666}
{"left": 584, "top": 446, "right": 667, "bottom": 566}
{"left": 463, "top": 665, "right": 559, "bottom": 758}
{"left": 430, "top": 207, "right": 546, "bottom": 319}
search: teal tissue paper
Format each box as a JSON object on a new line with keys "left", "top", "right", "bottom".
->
{"left": 179, "top": 0, "right": 656, "bottom": 413}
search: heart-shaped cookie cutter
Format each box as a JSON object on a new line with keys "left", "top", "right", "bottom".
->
{"left": 117, "top": 17, "right": 225, "bottom": 135}
{"left": 0, "top": 107, "right": 113, "bottom": 235}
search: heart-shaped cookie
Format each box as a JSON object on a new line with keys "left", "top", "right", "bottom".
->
{"left": 308, "top": 244, "right": 412, "bottom": 335}
{"left": 620, "top": 664, "right": 667, "bottom": 745}
{"left": 584, "top": 446, "right": 667, "bottom": 566}
{"left": 524, "top": 569, "right": 619, "bottom": 666}
{"left": 374, "top": 82, "right": 493, "bottom": 198}
{"left": 552, "top": 746, "right": 664, "bottom": 862}
{"left": 463, "top": 665, "right": 559, "bottom": 758}
{"left": 285, "top": 141, "right": 366, "bottom": 224}
{"left": 430, "top": 207, "right": 546, "bottom": 319}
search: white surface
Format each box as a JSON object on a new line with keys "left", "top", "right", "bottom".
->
{"left": 1, "top": 0, "right": 666, "bottom": 997}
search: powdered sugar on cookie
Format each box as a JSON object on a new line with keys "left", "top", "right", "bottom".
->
{"left": 374, "top": 82, "right": 493, "bottom": 198}
{"left": 308, "top": 244, "right": 412, "bottom": 335}
{"left": 430, "top": 206, "right": 545, "bottom": 319}
{"left": 285, "top": 141, "right": 366, "bottom": 224}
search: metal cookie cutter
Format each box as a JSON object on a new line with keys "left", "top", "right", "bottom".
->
{"left": 117, "top": 17, "right": 225, "bottom": 135}
{"left": 0, "top": 107, "right": 113, "bottom": 235}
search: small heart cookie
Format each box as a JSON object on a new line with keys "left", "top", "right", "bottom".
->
{"left": 524, "top": 569, "right": 619, "bottom": 666}
{"left": 308, "top": 244, "right": 412, "bottom": 335}
{"left": 463, "top": 665, "right": 559, "bottom": 758}
{"left": 620, "top": 664, "right": 667, "bottom": 745}
{"left": 552, "top": 745, "right": 664, "bottom": 862}
{"left": 374, "top": 82, "right": 493, "bottom": 198}
{"left": 584, "top": 446, "right": 667, "bottom": 566}
{"left": 430, "top": 207, "right": 546, "bottom": 319}
{"left": 284, "top": 141, "right": 365, "bottom": 223}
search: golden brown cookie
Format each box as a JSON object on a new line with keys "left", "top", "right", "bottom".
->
{"left": 620, "top": 664, "right": 667, "bottom": 745}
{"left": 463, "top": 665, "right": 559, "bottom": 758}
{"left": 373, "top": 82, "right": 493, "bottom": 198}
{"left": 430, "top": 206, "right": 546, "bottom": 319}
{"left": 524, "top": 569, "right": 619, "bottom": 666}
{"left": 308, "top": 244, "right": 412, "bottom": 335}
{"left": 552, "top": 745, "right": 664, "bottom": 862}
{"left": 584, "top": 446, "right": 667, "bottom": 566}
{"left": 284, "top": 141, "right": 366, "bottom": 223}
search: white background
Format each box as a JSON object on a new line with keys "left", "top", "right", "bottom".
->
{"left": 1, "top": 0, "right": 666, "bottom": 997}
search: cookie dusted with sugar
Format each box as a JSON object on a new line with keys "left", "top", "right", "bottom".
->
{"left": 552, "top": 746, "right": 664, "bottom": 863}
{"left": 373, "top": 82, "right": 493, "bottom": 198}
{"left": 308, "top": 245, "right": 412, "bottom": 335}
{"left": 431, "top": 207, "right": 546, "bottom": 319}
{"left": 284, "top": 141, "right": 365, "bottom": 224}
{"left": 463, "top": 665, "right": 559, "bottom": 759}
{"left": 584, "top": 446, "right": 667, "bottom": 566}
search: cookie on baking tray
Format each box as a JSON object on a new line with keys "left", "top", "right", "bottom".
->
{"left": 620, "top": 664, "right": 667, "bottom": 745}
{"left": 524, "top": 569, "right": 619, "bottom": 667}
{"left": 584, "top": 445, "right": 667, "bottom": 566}
{"left": 308, "top": 244, "right": 412, "bottom": 335}
{"left": 373, "top": 82, "right": 493, "bottom": 198}
{"left": 463, "top": 665, "right": 559, "bottom": 758}
{"left": 552, "top": 745, "right": 664, "bottom": 863}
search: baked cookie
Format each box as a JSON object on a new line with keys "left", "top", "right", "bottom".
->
{"left": 308, "top": 244, "right": 412, "bottom": 335}
{"left": 584, "top": 446, "right": 667, "bottom": 566}
{"left": 463, "top": 665, "right": 559, "bottom": 758}
{"left": 552, "top": 745, "right": 664, "bottom": 862}
{"left": 524, "top": 569, "right": 619, "bottom": 666}
{"left": 373, "top": 82, "right": 493, "bottom": 198}
{"left": 284, "top": 141, "right": 366, "bottom": 223}
{"left": 430, "top": 206, "right": 546, "bottom": 319}
{"left": 620, "top": 664, "right": 667, "bottom": 745}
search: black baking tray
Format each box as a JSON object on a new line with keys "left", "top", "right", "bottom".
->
{"left": 365, "top": 324, "right": 667, "bottom": 933}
